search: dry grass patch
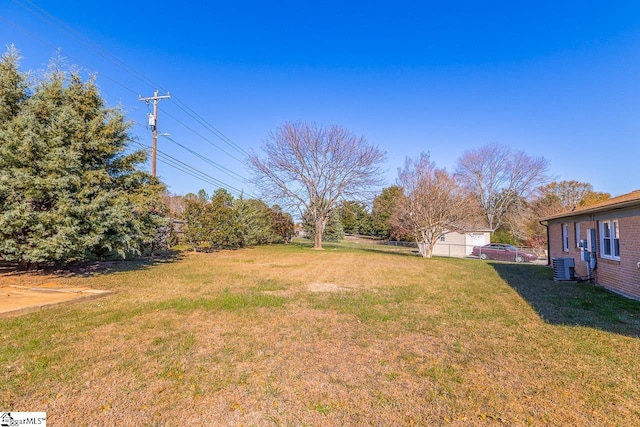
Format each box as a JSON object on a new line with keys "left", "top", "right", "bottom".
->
{"left": 2, "top": 244, "right": 640, "bottom": 425}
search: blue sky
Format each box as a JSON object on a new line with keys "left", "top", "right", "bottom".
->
{"left": 2, "top": 0, "right": 640, "bottom": 199}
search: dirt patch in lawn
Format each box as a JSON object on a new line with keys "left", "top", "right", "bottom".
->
{"left": 0, "top": 284, "right": 112, "bottom": 317}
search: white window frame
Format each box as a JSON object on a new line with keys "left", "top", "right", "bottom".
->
{"left": 562, "top": 223, "right": 569, "bottom": 252}
{"left": 575, "top": 223, "right": 581, "bottom": 248}
{"left": 599, "top": 219, "right": 620, "bottom": 261}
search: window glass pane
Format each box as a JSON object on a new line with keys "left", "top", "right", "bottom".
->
{"left": 613, "top": 220, "right": 620, "bottom": 258}
{"left": 601, "top": 221, "right": 611, "bottom": 257}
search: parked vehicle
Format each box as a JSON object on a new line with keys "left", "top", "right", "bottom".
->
{"left": 471, "top": 243, "right": 538, "bottom": 263}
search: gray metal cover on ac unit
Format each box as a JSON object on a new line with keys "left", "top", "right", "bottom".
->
{"left": 552, "top": 257, "right": 575, "bottom": 281}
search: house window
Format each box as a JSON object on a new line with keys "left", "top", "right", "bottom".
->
{"left": 562, "top": 224, "right": 569, "bottom": 252}
{"left": 600, "top": 219, "right": 620, "bottom": 260}
{"left": 440, "top": 235, "right": 446, "bottom": 242}
{"left": 575, "top": 223, "right": 581, "bottom": 248}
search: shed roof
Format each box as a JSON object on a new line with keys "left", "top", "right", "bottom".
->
{"left": 543, "top": 189, "right": 640, "bottom": 221}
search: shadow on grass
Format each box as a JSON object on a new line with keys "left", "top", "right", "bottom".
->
{"left": 0, "top": 249, "right": 184, "bottom": 279}
{"left": 492, "top": 262, "right": 640, "bottom": 338}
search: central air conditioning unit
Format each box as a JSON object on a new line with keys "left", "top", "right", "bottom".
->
{"left": 553, "top": 257, "right": 575, "bottom": 281}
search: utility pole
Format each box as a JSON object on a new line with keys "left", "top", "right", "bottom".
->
{"left": 139, "top": 90, "right": 171, "bottom": 177}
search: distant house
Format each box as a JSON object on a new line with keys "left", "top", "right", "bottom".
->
{"left": 294, "top": 223, "right": 307, "bottom": 238}
{"left": 543, "top": 190, "right": 640, "bottom": 300}
{"left": 431, "top": 228, "right": 492, "bottom": 258}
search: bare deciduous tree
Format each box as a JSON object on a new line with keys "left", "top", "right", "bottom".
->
{"left": 455, "top": 143, "right": 549, "bottom": 231}
{"left": 393, "top": 153, "right": 471, "bottom": 258}
{"left": 162, "top": 192, "right": 185, "bottom": 218}
{"left": 249, "top": 122, "right": 385, "bottom": 249}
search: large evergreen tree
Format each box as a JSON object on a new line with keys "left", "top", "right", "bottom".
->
{"left": 0, "top": 48, "right": 166, "bottom": 264}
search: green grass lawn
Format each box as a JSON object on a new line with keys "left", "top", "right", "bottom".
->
{"left": 2, "top": 243, "right": 640, "bottom": 426}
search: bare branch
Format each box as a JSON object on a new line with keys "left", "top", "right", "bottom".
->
{"left": 394, "top": 153, "right": 472, "bottom": 258}
{"left": 455, "top": 143, "right": 549, "bottom": 230}
{"left": 249, "top": 122, "right": 386, "bottom": 249}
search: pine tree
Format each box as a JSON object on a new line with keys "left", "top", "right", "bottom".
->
{"left": 302, "top": 208, "right": 344, "bottom": 242}
{"left": 234, "top": 196, "right": 276, "bottom": 246}
{"left": 338, "top": 200, "right": 373, "bottom": 235}
{"left": 0, "top": 49, "right": 166, "bottom": 264}
{"left": 0, "top": 46, "right": 27, "bottom": 123}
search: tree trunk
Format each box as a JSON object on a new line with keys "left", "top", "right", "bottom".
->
{"left": 314, "top": 217, "right": 324, "bottom": 250}
{"left": 418, "top": 240, "right": 427, "bottom": 257}
{"left": 425, "top": 243, "right": 434, "bottom": 258}
{"left": 418, "top": 236, "right": 434, "bottom": 258}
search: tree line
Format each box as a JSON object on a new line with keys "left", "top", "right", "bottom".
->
{"left": 249, "top": 122, "right": 610, "bottom": 257}
{"left": 175, "top": 189, "right": 294, "bottom": 251}
{"left": 0, "top": 48, "right": 611, "bottom": 265}
{"left": 330, "top": 178, "right": 609, "bottom": 257}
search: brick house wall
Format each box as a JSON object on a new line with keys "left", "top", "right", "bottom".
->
{"left": 547, "top": 207, "right": 640, "bottom": 300}
{"left": 608, "top": 215, "right": 640, "bottom": 297}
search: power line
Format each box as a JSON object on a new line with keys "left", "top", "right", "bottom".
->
{"left": 135, "top": 124, "right": 252, "bottom": 198}
{"left": 160, "top": 134, "right": 248, "bottom": 183}
{"left": 133, "top": 142, "right": 244, "bottom": 196}
{"left": 132, "top": 142, "right": 254, "bottom": 198}
{"left": 159, "top": 107, "right": 247, "bottom": 164}
{"left": 170, "top": 95, "right": 249, "bottom": 157}
{"left": 11, "top": 0, "right": 160, "bottom": 92}
{"left": 156, "top": 153, "right": 253, "bottom": 198}
{"left": 156, "top": 153, "right": 232, "bottom": 193}
{"left": 9, "top": 0, "right": 255, "bottom": 194}
{"left": 13, "top": 0, "right": 251, "bottom": 163}
{"left": 132, "top": 123, "right": 250, "bottom": 190}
